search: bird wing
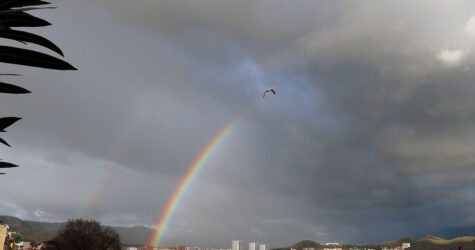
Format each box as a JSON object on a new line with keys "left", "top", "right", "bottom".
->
{"left": 271, "top": 89, "right": 275, "bottom": 94}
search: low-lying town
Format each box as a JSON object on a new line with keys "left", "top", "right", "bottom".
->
{"left": 126, "top": 240, "right": 269, "bottom": 250}
{"left": 1, "top": 223, "right": 411, "bottom": 250}
{"left": 124, "top": 241, "right": 411, "bottom": 250}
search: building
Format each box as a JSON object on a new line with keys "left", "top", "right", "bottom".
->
{"left": 13, "top": 240, "right": 31, "bottom": 250}
{"left": 126, "top": 247, "right": 173, "bottom": 250}
{"left": 381, "top": 243, "right": 410, "bottom": 250}
{"left": 232, "top": 240, "right": 242, "bottom": 250}
{"left": 0, "top": 224, "right": 8, "bottom": 250}
{"left": 258, "top": 243, "right": 267, "bottom": 250}
{"left": 133, "top": 247, "right": 154, "bottom": 250}
{"left": 323, "top": 242, "right": 342, "bottom": 250}
{"left": 249, "top": 242, "right": 259, "bottom": 250}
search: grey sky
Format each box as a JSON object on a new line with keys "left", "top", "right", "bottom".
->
{"left": 1, "top": 0, "right": 475, "bottom": 246}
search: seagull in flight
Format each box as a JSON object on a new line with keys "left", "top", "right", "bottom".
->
{"left": 263, "top": 89, "right": 276, "bottom": 98}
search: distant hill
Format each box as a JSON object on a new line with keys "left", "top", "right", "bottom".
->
{"left": 3, "top": 215, "right": 474, "bottom": 248}
{"left": 0, "top": 215, "right": 155, "bottom": 245}
{"left": 271, "top": 239, "right": 322, "bottom": 250}
{"left": 272, "top": 235, "right": 475, "bottom": 250}
{"left": 410, "top": 235, "right": 475, "bottom": 250}
{"left": 362, "top": 235, "right": 475, "bottom": 250}
{"left": 369, "top": 237, "right": 416, "bottom": 248}
{"left": 290, "top": 240, "right": 322, "bottom": 249}
{"left": 114, "top": 225, "right": 155, "bottom": 246}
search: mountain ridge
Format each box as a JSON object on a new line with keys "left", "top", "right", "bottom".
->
{"left": 272, "top": 234, "right": 475, "bottom": 250}
{"left": 1, "top": 215, "right": 474, "bottom": 248}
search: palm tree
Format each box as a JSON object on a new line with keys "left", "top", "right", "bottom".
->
{"left": 0, "top": 0, "right": 76, "bottom": 174}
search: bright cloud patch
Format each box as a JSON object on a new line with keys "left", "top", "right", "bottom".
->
{"left": 436, "top": 49, "right": 466, "bottom": 67}
{"left": 464, "top": 16, "right": 475, "bottom": 38}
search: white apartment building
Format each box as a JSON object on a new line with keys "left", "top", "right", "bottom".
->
{"left": 323, "top": 242, "right": 341, "bottom": 250}
{"left": 249, "top": 242, "right": 259, "bottom": 250}
{"left": 232, "top": 240, "right": 243, "bottom": 250}
{"left": 259, "top": 243, "right": 267, "bottom": 250}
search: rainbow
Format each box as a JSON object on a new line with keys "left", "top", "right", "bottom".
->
{"left": 149, "top": 111, "right": 249, "bottom": 247}
{"left": 81, "top": 93, "right": 169, "bottom": 218}
{"left": 80, "top": 72, "right": 180, "bottom": 218}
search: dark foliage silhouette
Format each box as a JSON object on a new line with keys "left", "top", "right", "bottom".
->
{"left": 36, "top": 241, "right": 61, "bottom": 250}
{"left": 51, "top": 219, "right": 121, "bottom": 250}
{"left": 0, "top": 0, "right": 76, "bottom": 174}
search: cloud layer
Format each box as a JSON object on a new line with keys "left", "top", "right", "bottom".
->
{"left": 1, "top": 0, "right": 474, "bottom": 246}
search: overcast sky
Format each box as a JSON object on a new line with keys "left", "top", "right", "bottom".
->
{"left": 1, "top": 0, "right": 475, "bottom": 247}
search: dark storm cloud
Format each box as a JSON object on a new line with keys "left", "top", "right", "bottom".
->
{"left": 1, "top": 0, "right": 475, "bottom": 247}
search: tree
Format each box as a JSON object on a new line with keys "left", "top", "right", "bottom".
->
{"left": 51, "top": 219, "right": 121, "bottom": 250}
{"left": 0, "top": 0, "right": 76, "bottom": 175}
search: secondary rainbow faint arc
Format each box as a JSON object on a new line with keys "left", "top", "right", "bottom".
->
{"left": 149, "top": 112, "right": 248, "bottom": 247}
{"left": 81, "top": 71, "right": 181, "bottom": 218}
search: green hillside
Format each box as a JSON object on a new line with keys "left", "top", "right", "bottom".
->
{"left": 0, "top": 215, "right": 155, "bottom": 245}
{"left": 0, "top": 215, "right": 62, "bottom": 244}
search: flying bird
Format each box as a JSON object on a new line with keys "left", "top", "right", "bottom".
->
{"left": 263, "top": 89, "right": 276, "bottom": 98}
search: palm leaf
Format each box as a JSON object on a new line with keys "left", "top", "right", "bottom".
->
{"left": 0, "top": 161, "right": 18, "bottom": 168}
{"left": 0, "top": 0, "right": 50, "bottom": 10}
{"left": 0, "top": 29, "right": 63, "bottom": 55}
{"left": 0, "top": 46, "right": 76, "bottom": 70}
{"left": 0, "top": 7, "right": 55, "bottom": 15}
{"left": 0, "top": 0, "right": 74, "bottom": 176}
{"left": 0, "top": 11, "right": 50, "bottom": 28}
{"left": 0, "top": 137, "right": 11, "bottom": 147}
{"left": 0, "top": 117, "right": 21, "bottom": 131}
{"left": 0, "top": 81, "right": 30, "bottom": 93}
